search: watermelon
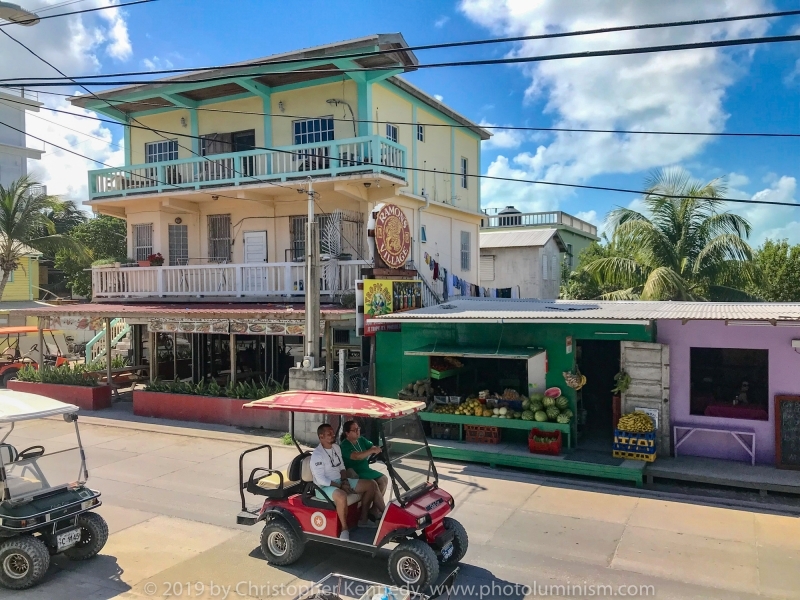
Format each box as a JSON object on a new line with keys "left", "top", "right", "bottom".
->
{"left": 534, "top": 410, "right": 548, "bottom": 422}
{"left": 521, "top": 410, "right": 534, "bottom": 421}
{"left": 544, "top": 387, "right": 562, "bottom": 398}
{"left": 529, "top": 392, "right": 545, "bottom": 402}
{"left": 556, "top": 414, "right": 571, "bottom": 424}
{"left": 542, "top": 396, "right": 556, "bottom": 408}
{"left": 562, "top": 409, "right": 574, "bottom": 419}
{"left": 546, "top": 406, "right": 560, "bottom": 420}
{"left": 521, "top": 399, "right": 531, "bottom": 410}
{"left": 556, "top": 396, "right": 569, "bottom": 409}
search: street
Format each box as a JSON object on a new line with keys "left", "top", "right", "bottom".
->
{"left": 3, "top": 414, "right": 800, "bottom": 600}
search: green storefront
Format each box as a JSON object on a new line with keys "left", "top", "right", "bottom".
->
{"left": 375, "top": 313, "right": 656, "bottom": 486}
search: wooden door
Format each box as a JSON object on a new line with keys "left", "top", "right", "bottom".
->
{"left": 243, "top": 231, "right": 267, "bottom": 263}
{"left": 620, "top": 341, "right": 670, "bottom": 454}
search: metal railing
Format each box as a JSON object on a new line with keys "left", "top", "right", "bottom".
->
{"left": 481, "top": 210, "right": 598, "bottom": 237}
{"left": 88, "top": 135, "right": 407, "bottom": 199}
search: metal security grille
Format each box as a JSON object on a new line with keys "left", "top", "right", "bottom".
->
{"left": 132, "top": 224, "right": 153, "bottom": 261}
{"left": 461, "top": 231, "right": 471, "bottom": 272}
{"left": 208, "top": 214, "right": 231, "bottom": 263}
{"left": 460, "top": 157, "right": 468, "bottom": 189}
{"left": 145, "top": 140, "right": 178, "bottom": 163}
{"left": 480, "top": 255, "right": 495, "bottom": 281}
{"left": 168, "top": 224, "right": 188, "bottom": 266}
{"left": 289, "top": 214, "right": 337, "bottom": 261}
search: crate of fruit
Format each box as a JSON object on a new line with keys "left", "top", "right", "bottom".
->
{"left": 464, "top": 425, "right": 501, "bottom": 444}
{"left": 613, "top": 449, "right": 657, "bottom": 462}
{"left": 528, "top": 428, "right": 562, "bottom": 456}
{"left": 613, "top": 429, "right": 656, "bottom": 453}
{"left": 430, "top": 422, "right": 460, "bottom": 440}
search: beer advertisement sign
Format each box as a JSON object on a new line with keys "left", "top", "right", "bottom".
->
{"left": 362, "top": 278, "right": 422, "bottom": 336}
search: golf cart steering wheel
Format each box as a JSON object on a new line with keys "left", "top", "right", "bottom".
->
{"left": 17, "top": 445, "right": 45, "bottom": 460}
{"left": 368, "top": 449, "right": 384, "bottom": 464}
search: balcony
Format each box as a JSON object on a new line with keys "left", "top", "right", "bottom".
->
{"left": 481, "top": 209, "right": 598, "bottom": 238}
{"left": 88, "top": 135, "right": 406, "bottom": 200}
{"left": 91, "top": 260, "right": 369, "bottom": 301}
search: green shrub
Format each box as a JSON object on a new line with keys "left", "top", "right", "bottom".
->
{"left": 144, "top": 377, "right": 283, "bottom": 399}
{"left": 87, "top": 355, "right": 129, "bottom": 371}
{"left": 15, "top": 363, "right": 98, "bottom": 387}
{"left": 281, "top": 432, "right": 294, "bottom": 445}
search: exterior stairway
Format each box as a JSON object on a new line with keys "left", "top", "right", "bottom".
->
{"left": 85, "top": 318, "right": 130, "bottom": 364}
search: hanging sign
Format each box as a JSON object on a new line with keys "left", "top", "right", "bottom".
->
{"left": 229, "top": 320, "right": 325, "bottom": 336}
{"left": 42, "top": 316, "right": 105, "bottom": 331}
{"left": 361, "top": 278, "right": 422, "bottom": 336}
{"left": 374, "top": 204, "right": 411, "bottom": 269}
{"left": 148, "top": 319, "right": 229, "bottom": 334}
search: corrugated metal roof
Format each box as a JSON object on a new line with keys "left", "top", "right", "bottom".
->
{"left": 479, "top": 229, "right": 566, "bottom": 251}
{"left": 15, "top": 303, "right": 354, "bottom": 320}
{"left": 378, "top": 299, "right": 800, "bottom": 323}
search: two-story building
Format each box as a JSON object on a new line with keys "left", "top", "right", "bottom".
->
{"left": 22, "top": 34, "right": 491, "bottom": 394}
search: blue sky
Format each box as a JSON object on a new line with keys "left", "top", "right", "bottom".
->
{"left": 7, "top": 0, "right": 800, "bottom": 245}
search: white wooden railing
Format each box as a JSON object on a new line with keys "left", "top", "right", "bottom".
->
{"left": 92, "top": 260, "right": 369, "bottom": 300}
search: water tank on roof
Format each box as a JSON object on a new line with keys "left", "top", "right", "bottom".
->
{"left": 498, "top": 206, "right": 522, "bottom": 226}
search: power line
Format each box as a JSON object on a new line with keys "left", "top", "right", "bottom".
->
{"left": 6, "top": 33, "right": 800, "bottom": 88}
{"left": 0, "top": 0, "right": 157, "bottom": 28}
{"left": 4, "top": 8, "right": 799, "bottom": 82}
{"left": 3, "top": 90, "right": 799, "bottom": 139}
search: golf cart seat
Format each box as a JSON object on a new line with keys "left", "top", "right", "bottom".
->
{"left": 300, "top": 456, "right": 361, "bottom": 509}
{"left": 248, "top": 451, "right": 306, "bottom": 499}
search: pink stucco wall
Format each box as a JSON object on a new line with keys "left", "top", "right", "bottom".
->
{"left": 657, "top": 319, "right": 800, "bottom": 465}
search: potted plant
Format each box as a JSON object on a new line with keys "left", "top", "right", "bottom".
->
{"left": 140, "top": 253, "right": 163, "bottom": 267}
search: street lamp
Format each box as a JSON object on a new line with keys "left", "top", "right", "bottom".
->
{"left": 0, "top": 1, "right": 39, "bottom": 26}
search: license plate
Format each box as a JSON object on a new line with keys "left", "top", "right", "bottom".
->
{"left": 440, "top": 541, "right": 453, "bottom": 561}
{"left": 57, "top": 528, "right": 82, "bottom": 551}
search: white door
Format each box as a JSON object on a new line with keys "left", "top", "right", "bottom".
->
{"left": 243, "top": 231, "right": 267, "bottom": 263}
{"left": 620, "top": 341, "right": 670, "bottom": 453}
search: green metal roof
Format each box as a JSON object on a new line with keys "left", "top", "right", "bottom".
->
{"left": 404, "top": 343, "right": 545, "bottom": 360}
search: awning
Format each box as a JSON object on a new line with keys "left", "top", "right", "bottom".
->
{"left": 244, "top": 391, "right": 425, "bottom": 418}
{"left": 404, "top": 344, "right": 544, "bottom": 360}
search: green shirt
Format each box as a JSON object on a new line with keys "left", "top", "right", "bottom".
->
{"left": 340, "top": 436, "right": 377, "bottom": 477}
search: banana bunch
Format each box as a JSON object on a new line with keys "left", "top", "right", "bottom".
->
{"left": 563, "top": 370, "right": 587, "bottom": 390}
{"left": 617, "top": 412, "right": 655, "bottom": 433}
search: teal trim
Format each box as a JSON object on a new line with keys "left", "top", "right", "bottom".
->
{"left": 123, "top": 118, "right": 131, "bottom": 166}
{"left": 160, "top": 93, "right": 198, "bottom": 109}
{"left": 89, "top": 104, "right": 127, "bottom": 122}
{"left": 234, "top": 78, "right": 271, "bottom": 99}
{"left": 190, "top": 108, "right": 199, "bottom": 155}
{"left": 450, "top": 128, "right": 455, "bottom": 202}
{"left": 376, "top": 80, "right": 482, "bottom": 142}
{"left": 263, "top": 96, "right": 272, "bottom": 146}
{"left": 357, "top": 80, "right": 372, "bottom": 137}
{"left": 127, "top": 106, "right": 175, "bottom": 118}
{"left": 412, "top": 104, "right": 418, "bottom": 195}
{"left": 270, "top": 75, "right": 346, "bottom": 94}
{"left": 196, "top": 92, "right": 254, "bottom": 106}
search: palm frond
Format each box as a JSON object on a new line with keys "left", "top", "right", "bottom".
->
{"left": 640, "top": 266, "right": 691, "bottom": 300}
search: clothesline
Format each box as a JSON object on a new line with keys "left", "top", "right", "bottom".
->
{"left": 423, "top": 252, "right": 520, "bottom": 300}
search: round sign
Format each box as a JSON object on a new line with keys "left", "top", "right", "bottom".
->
{"left": 310, "top": 511, "right": 327, "bottom": 531}
{"left": 374, "top": 204, "right": 411, "bottom": 269}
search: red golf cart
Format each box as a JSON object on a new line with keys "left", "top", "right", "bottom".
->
{"left": 0, "top": 327, "right": 68, "bottom": 387}
{"left": 237, "top": 391, "right": 467, "bottom": 590}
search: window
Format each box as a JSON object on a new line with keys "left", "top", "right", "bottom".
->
{"left": 460, "top": 231, "right": 471, "bottom": 272}
{"left": 293, "top": 117, "right": 334, "bottom": 145}
{"left": 416, "top": 124, "right": 424, "bottom": 142}
{"left": 132, "top": 224, "right": 153, "bottom": 261}
{"left": 168, "top": 224, "right": 188, "bottom": 266}
{"left": 420, "top": 225, "right": 427, "bottom": 243}
{"left": 386, "top": 124, "right": 398, "bottom": 143}
{"left": 542, "top": 254, "right": 549, "bottom": 281}
{"left": 208, "top": 214, "right": 231, "bottom": 263}
{"left": 145, "top": 140, "right": 178, "bottom": 163}
{"left": 289, "top": 215, "right": 334, "bottom": 262}
{"left": 690, "top": 348, "right": 768, "bottom": 420}
{"left": 480, "top": 255, "right": 495, "bottom": 281}
{"left": 460, "top": 157, "right": 468, "bottom": 189}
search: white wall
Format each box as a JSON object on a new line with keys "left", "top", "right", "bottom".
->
{"left": 480, "top": 238, "right": 562, "bottom": 299}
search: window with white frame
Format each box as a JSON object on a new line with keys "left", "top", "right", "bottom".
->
{"left": 420, "top": 225, "right": 427, "bottom": 243}
{"left": 416, "top": 124, "right": 424, "bottom": 142}
{"left": 460, "top": 231, "right": 471, "bottom": 272}
{"left": 293, "top": 117, "right": 334, "bottom": 145}
{"left": 132, "top": 224, "right": 153, "bottom": 261}
{"left": 145, "top": 140, "right": 178, "bottom": 163}
{"left": 168, "top": 224, "right": 188, "bottom": 266}
{"left": 386, "top": 124, "right": 399, "bottom": 143}
{"left": 460, "top": 157, "right": 468, "bottom": 189}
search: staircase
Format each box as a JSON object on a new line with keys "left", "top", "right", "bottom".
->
{"left": 409, "top": 261, "right": 444, "bottom": 307}
{"left": 85, "top": 318, "right": 130, "bottom": 364}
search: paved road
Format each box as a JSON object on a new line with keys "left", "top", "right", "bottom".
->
{"left": 3, "top": 415, "right": 800, "bottom": 599}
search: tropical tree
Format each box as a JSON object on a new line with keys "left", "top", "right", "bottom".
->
{"left": 747, "top": 239, "right": 800, "bottom": 302}
{"left": 561, "top": 239, "right": 625, "bottom": 300}
{"left": 584, "top": 168, "right": 756, "bottom": 301}
{"left": 39, "top": 199, "right": 87, "bottom": 236}
{"left": 0, "top": 176, "right": 87, "bottom": 300}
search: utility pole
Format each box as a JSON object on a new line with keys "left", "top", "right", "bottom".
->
{"left": 304, "top": 177, "right": 320, "bottom": 368}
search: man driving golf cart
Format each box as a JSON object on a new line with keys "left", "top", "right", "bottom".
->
{"left": 310, "top": 423, "right": 378, "bottom": 540}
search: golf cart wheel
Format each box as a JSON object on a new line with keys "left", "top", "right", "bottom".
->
{"left": 441, "top": 517, "right": 468, "bottom": 564}
{"left": 0, "top": 536, "right": 50, "bottom": 590}
{"left": 64, "top": 512, "right": 109, "bottom": 561}
{"left": 0, "top": 369, "right": 18, "bottom": 388}
{"left": 260, "top": 519, "right": 304, "bottom": 566}
{"left": 388, "top": 539, "right": 439, "bottom": 590}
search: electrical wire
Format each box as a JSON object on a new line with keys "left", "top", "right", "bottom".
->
{"left": 6, "top": 33, "right": 800, "bottom": 87}
{"left": 0, "top": 0, "right": 157, "bottom": 28}
{"left": 3, "top": 89, "right": 798, "bottom": 139}
{"left": 4, "top": 8, "right": 799, "bottom": 81}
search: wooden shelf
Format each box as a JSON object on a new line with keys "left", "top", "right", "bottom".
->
{"left": 420, "top": 411, "right": 572, "bottom": 447}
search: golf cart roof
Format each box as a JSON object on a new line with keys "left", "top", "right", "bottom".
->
{"left": 0, "top": 390, "right": 79, "bottom": 422}
{"left": 0, "top": 326, "right": 53, "bottom": 334}
{"left": 244, "top": 391, "right": 426, "bottom": 418}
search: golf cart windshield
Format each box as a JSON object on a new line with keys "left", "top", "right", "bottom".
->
{"left": 381, "top": 414, "right": 436, "bottom": 499}
{"left": 0, "top": 420, "right": 85, "bottom": 502}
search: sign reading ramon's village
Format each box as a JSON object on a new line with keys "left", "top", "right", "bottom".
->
{"left": 374, "top": 204, "right": 411, "bottom": 269}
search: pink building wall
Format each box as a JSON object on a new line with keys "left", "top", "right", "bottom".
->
{"left": 657, "top": 319, "right": 800, "bottom": 465}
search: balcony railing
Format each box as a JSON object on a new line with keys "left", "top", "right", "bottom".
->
{"left": 481, "top": 210, "right": 598, "bottom": 237}
{"left": 88, "top": 135, "right": 406, "bottom": 200}
{"left": 92, "top": 260, "right": 369, "bottom": 300}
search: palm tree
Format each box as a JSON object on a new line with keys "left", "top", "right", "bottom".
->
{"left": 584, "top": 168, "right": 756, "bottom": 301}
{"left": 0, "top": 176, "right": 87, "bottom": 300}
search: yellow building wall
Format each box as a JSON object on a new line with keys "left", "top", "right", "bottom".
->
{"left": 197, "top": 97, "right": 265, "bottom": 145}
{"left": 271, "top": 81, "right": 359, "bottom": 147}
{"left": 130, "top": 109, "right": 193, "bottom": 163}
{"left": 453, "top": 129, "right": 480, "bottom": 213}
{"left": 0, "top": 256, "right": 37, "bottom": 301}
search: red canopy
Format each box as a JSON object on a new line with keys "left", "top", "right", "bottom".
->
{"left": 244, "top": 391, "right": 425, "bottom": 419}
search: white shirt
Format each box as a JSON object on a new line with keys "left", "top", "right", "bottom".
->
{"left": 310, "top": 443, "right": 345, "bottom": 487}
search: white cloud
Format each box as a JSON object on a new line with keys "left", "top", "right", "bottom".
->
{"left": 479, "top": 121, "right": 526, "bottom": 149}
{"left": 433, "top": 94, "right": 444, "bottom": 102}
{"left": 142, "top": 56, "right": 174, "bottom": 71}
{"left": 575, "top": 210, "right": 598, "bottom": 225}
{"left": 98, "top": 1, "right": 132, "bottom": 60}
{"left": 461, "top": 0, "right": 774, "bottom": 207}
{"left": 738, "top": 176, "right": 800, "bottom": 245}
{"left": 434, "top": 15, "right": 450, "bottom": 28}
{"left": 727, "top": 172, "right": 750, "bottom": 188}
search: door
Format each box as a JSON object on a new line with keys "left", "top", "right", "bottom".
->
{"left": 620, "top": 341, "right": 670, "bottom": 454}
{"left": 243, "top": 231, "right": 267, "bottom": 263}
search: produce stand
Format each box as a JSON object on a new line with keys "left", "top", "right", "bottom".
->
{"left": 419, "top": 411, "right": 572, "bottom": 447}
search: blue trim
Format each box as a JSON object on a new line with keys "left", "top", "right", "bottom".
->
{"left": 357, "top": 80, "right": 372, "bottom": 137}
{"left": 412, "top": 104, "right": 418, "bottom": 195}
{"left": 123, "top": 118, "right": 131, "bottom": 166}
{"left": 190, "top": 108, "right": 199, "bottom": 155}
